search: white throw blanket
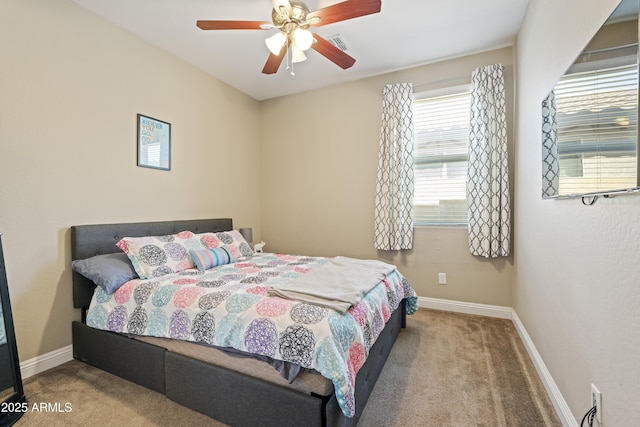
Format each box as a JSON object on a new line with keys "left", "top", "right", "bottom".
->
{"left": 267, "top": 256, "right": 397, "bottom": 313}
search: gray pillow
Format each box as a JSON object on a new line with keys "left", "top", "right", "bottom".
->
{"left": 72, "top": 252, "right": 138, "bottom": 294}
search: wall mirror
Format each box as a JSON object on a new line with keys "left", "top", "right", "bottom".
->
{"left": 542, "top": 0, "right": 640, "bottom": 198}
{"left": 0, "top": 235, "right": 26, "bottom": 426}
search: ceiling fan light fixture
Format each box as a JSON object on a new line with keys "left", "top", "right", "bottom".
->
{"left": 293, "top": 27, "right": 313, "bottom": 50}
{"left": 265, "top": 31, "right": 287, "bottom": 55}
{"left": 291, "top": 46, "right": 307, "bottom": 63}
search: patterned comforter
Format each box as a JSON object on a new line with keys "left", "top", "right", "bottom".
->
{"left": 86, "top": 253, "right": 418, "bottom": 417}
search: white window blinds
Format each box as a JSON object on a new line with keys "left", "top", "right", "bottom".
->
{"left": 553, "top": 64, "right": 638, "bottom": 194}
{"left": 413, "top": 88, "right": 471, "bottom": 225}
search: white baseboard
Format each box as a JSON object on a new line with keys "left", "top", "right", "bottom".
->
{"left": 418, "top": 296, "right": 512, "bottom": 319}
{"left": 20, "top": 344, "right": 73, "bottom": 380}
{"left": 420, "top": 296, "right": 574, "bottom": 427}
{"left": 510, "top": 311, "right": 576, "bottom": 427}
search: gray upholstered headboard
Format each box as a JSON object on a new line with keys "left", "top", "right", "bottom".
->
{"left": 70, "top": 218, "right": 233, "bottom": 314}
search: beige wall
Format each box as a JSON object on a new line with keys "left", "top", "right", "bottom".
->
{"left": 515, "top": 0, "right": 640, "bottom": 425}
{"left": 10, "top": 4, "right": 636, "bottom": 425}
{"left": 1, "top": 0, "right": 514, "bottom": 366}
{"left": 0, "top": 0, "right": 262, "bottom": 360}
{"left": 261, "top": 47, "right": 514, "bottom": 307}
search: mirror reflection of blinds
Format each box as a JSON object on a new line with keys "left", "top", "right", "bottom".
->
{"left": 554, "top": 64, "right": 638, "bottom": 194}
{"left": 413, "top": 90, "right": 471, "bottom": 225}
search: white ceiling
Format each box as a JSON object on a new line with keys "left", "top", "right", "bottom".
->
{"left": 72, "top": 0, "right": 529, "bottom": 101}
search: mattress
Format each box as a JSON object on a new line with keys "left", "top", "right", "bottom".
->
{"left": 134, "top": 335, "right": 334, "bottom": 396}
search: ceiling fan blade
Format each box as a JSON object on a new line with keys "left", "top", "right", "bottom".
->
{"left": 196, "top": 20, "right": 270, "bottom": 30}
{"left": 307, "top": 0, "right": 381, "bottom": 27}
{"left": 311, "top": 33, "right": 356, "bottom": 69}
{"left": 262, "top": 40, "right": 290, "bottom": 74}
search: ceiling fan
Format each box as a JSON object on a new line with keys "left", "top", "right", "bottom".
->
{"left": 196, "top": 0, "right": 382, "bottom": 75}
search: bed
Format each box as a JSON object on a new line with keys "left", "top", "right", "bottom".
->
{"left": 71, "top": 218, "right": 417, "bottom": 427}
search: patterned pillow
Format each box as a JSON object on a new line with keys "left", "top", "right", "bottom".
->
{"left": 195, "top": 230, "right": 254, "bottom": 261}
{"left": 189, "top": 247, "right": 235, "bottom": 272}
{"left": 116, "top": 230, "right": 207, "bottom": 279}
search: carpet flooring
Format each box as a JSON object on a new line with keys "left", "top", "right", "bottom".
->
{"left": 13, "top": 309, "right": 561, "bottom": 426}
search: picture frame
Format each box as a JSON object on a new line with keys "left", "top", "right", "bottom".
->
{"left": 137, "top": 114, "right": 171, "bottom": 171}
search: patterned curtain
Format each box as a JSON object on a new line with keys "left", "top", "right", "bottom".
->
{"left": 468, "top": 64, "right": 511, "bottom": 258}
{"left": 541, "top": 91, "right": 560, "bottom": 197}
{"left": 374, "top": 83, "right": 414, "bottom": 250}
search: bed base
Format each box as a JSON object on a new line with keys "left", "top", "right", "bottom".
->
{"left": 70, "top": 218, "right": 406, "bottom": 426}
{"left": 72, "top": 302, "right": 404, "bottom": 427}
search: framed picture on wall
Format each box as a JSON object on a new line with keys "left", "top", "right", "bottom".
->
{"left": 137, "top": 114, "right": 171, "bottom": 171}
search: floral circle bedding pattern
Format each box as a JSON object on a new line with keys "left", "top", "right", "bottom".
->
{"left": 86, "top": 253, "right": 418, "bottom": 418}
{"left": 116, "top": 230, "right": 253, "bottom": 279}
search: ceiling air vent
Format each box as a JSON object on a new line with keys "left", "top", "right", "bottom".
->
{"left": 325, "top": 34, "right": 350, "bottom": 52}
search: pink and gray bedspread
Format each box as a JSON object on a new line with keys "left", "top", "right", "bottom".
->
{"left": 86, "top": 253, "right": 418, "bottom": 417}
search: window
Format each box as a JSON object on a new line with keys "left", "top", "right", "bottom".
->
{"left": 413, "top": 86, "right": 471, "bottom": 225}
{"left": 553, "top": 64, "right": 638, "bottom": 194}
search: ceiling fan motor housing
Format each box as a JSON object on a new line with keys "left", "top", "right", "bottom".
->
{"left": 272, "top": 0, "right": 312, "bottom": 28}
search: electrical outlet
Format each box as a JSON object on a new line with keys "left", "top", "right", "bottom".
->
{"left": 438, "top": 273, "right": 447, "bottom": 285}
{"left": 591, "top": 383, "right": 602, "bottom": 423}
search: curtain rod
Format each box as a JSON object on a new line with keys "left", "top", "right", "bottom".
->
{"left": 412, "top": 73, "right": 471, "bottom": 90}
